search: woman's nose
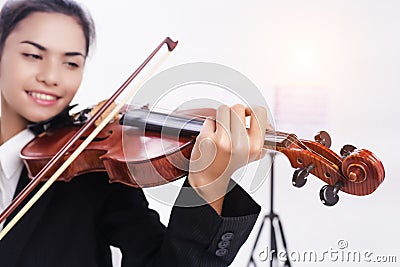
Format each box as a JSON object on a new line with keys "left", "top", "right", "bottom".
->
{"left": 36, "top": 60, "right": 60, "bottom": 87}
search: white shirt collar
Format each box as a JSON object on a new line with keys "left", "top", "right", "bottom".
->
{"left": 0, "top": 129, "right": 35, "bottom": 179}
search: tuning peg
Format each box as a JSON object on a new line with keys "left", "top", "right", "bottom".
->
{"left": 314, "top": 131, "right": 332, "bottom": 148}
{"left": 292, "top": 164, "right": 314, "bottom": 188}
{"left": 340, "top": 144, "right": 357, "bottom": 158}
{"left": 319, "top": 181, "right": 343, "bottom": 206}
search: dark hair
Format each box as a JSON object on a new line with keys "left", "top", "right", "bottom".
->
{"left": 0, "top": 0, "right": 95, "bottom": 56}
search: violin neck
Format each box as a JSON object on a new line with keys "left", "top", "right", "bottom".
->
{"left": 121, "top": 109, "right": 298, "bottom": 153}
{"left": 121, "top": 109, "right": 204, "bottom": 137}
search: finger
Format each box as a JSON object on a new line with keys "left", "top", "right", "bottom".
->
{"left": 248, "top": 106, "right": 268, "bottom": 151}
{"left": 230, "top": 104, "right": 247, "bottom": 142}
{"left": 192, "top": 117, "right": 216, "bottom": 164}
{"left": 198, "top": 116, "right": 216, "bottom": 137}
{"left": 215, "top": 105, "right": 230, "bottom": 137}
{"left": 248, "top": 106, "right": 268, "bottom": 134}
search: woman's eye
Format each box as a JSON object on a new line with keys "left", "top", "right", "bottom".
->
{"left": 22, "top": 53, "right": 42, "bottom": 60}
{"left": 65, "top": 62, "right": 80, "bottom": 68}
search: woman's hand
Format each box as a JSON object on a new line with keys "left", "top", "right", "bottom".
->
{"left": 188, "top": 104, "right": 269, "bottom": 214}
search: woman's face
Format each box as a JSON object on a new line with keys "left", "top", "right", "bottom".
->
{"left": 0, "top": 12, "right": 86, "bottom": 123}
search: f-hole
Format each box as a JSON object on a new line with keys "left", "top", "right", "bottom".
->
{"left": 80, "top": 130, "right": 113, "bottom": 142}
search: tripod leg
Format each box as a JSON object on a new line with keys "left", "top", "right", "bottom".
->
{"left": 247, "top": 213, "right": 280, "bottom": 267}
{"left": 247, "top": 214, "right": 270, "bottom": 267}
{"left": 246, "top": 153, "right": 292, "bottom": 267}
{"left": 270, "top": 216, "right": 278, "bottom": 267}
{"left": 276, "top": 215, "right": 291, "bottom": 267}
{"left": 247, "top": 257, "right": 256, "bottom": 267}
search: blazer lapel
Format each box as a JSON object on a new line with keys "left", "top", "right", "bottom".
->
{"left": 0, "top": 167, "right": 55, "bottom": 266}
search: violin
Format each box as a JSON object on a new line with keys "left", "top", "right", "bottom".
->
{"left": 0, "top": 37, "right": 385, "bottom": 240}
{"left": 21, "top": 106, "right": 385, "bottom": 207}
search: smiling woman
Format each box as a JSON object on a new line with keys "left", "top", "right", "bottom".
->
{"left": 0, "top": 1, "right": 267, "bottom": 267}
{"left": 0, "top": 12, "right": 86, "bottom": 140}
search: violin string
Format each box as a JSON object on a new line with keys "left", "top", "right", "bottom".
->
{"left": 113, "top": 104, "right": 339, "bottom": 169}
{"left": 122, "top": 104, "right": 213, "bottom": 120}
{"left": 123, "top": 105, "right": 330, "bottom": 159}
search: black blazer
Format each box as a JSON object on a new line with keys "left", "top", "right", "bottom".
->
{"left": 0, "top": 168, "right": 260, "bottom": 267}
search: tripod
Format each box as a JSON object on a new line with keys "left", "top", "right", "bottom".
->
{"left": 247, "top": 153, "right": 291, "bottom": 267}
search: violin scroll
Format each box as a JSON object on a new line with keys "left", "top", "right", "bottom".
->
{"left": 275, "top": 130, "right": 385, "bottom": 206}
{"left": 341, "top": 148, "right": 385, "bottom": 192}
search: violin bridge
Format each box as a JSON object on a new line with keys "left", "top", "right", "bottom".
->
{"left": 90, "top": 100, "right": 120, "bottom": 126}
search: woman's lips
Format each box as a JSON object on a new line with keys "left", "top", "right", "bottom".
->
{"left": 26, "top": 90, "right": 60, "bottom": 106}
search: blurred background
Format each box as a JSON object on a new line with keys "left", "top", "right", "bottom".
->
{"left": 10, "top": 0, "right": 400, "bottom": 266}
{"left": 78, "top": 0, "right": 400, "bottom": 266}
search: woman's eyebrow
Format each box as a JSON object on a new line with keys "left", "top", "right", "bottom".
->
{"left": 21, "top": 40, "right": 46, "bottom": 51}
{"left": 65, "top": 51, "right": 86, "bottom": 58}
{"left": 20, "top": 40, "right": 86, "bottom": 58}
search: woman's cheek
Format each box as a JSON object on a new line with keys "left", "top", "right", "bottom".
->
{"left": 65, "top": 71, "right": 83, "bottom": 98}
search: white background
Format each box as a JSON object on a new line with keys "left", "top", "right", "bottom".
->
{"left": 7, "top": 0, "right": 400, "bottom": 266}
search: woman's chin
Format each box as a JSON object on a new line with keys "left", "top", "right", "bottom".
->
{"left": 25, "top": 112, "right": 59, "bottom": 124}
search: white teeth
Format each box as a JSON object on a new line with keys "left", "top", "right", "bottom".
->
{"left": 30, "top": 92, "right": 57, "bottom": 101}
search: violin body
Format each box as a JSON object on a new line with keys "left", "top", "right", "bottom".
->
{"left": 21, "top": 119, "right": 196, "bottom": 188}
